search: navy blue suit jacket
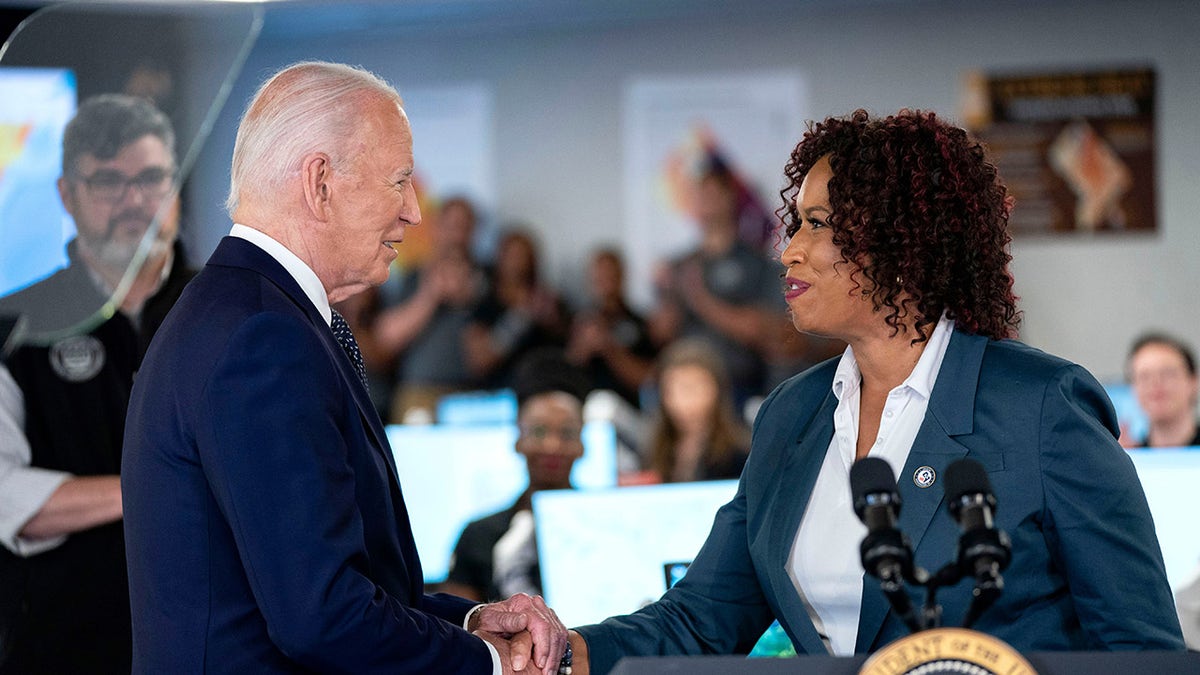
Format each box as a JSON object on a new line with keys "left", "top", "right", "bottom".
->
{"left": 578, "top": 329, "right": 1184, "bottom": 673}
{"left": 123, "top": 237, "right": 492, "bottom": 673}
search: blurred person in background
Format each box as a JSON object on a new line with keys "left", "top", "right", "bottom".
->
{"left": 444, "top": 350, "right": 590, "bottom": 602}
{"left": 647, "top": 162, "right": 785, "bottom": 406}
{"left": 643, "top": 338, "right": 749, "bottom": 483}
{"left": 350, "top": 195, "right": 488, "bottom": 422}
{"left": 0, "top": 94, "right": 188, "bottom": 674}
{"left": 464, "top": 228, "right": 570, "bottom": 390}
{"left": 1123, "top": 332, "right": 1199, "bottom": 448}
{"left": 565, "top": 247, "right": 656, "bottom": 410}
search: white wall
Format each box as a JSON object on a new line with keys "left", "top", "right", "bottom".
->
{"left": 186, "top": 0, "right": 1200, "bottom": 382}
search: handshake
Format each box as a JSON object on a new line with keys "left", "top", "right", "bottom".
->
{"left": 468, "top": 592, "right": 584, "bottom": 675}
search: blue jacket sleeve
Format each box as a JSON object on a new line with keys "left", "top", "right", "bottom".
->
{"left": 1038, "top": 364, "right": 1184, "bottom": 649}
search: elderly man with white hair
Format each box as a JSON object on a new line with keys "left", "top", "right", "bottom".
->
{"left": 122, "top": 61, "right": 567, "bottom": 674}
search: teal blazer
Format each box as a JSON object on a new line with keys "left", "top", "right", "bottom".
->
{"left": 578, "top": 329, "right": 1184, "bottom": 673}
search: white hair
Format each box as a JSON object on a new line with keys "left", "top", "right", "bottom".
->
{"left": 225, "top": 61, "right": 403, "bottom": 216}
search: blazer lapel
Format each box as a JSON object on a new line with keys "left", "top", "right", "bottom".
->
{"left": 768, "top": 391, "right": 840, "bottom": 656}
{"left": 855, "top": 329, "right": 987, "bottom": 651}
{"left": 208, "top": 237, "right": 397, "bottom": 477}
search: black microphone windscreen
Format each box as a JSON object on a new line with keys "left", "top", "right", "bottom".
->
{"left": 850, "top": 457, "right": 897, "bottom": 502}
{"left": 944, "top": 458, "right": 992, "bottom": 502}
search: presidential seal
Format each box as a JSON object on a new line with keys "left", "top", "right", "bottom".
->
{"left": 49, "top": 335, "right": 106, "bottom": 383}
{"left": 859, "top": 627, "right": 1036, "bottom": 675}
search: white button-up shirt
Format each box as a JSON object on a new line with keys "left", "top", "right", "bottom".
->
{"left": 786, "top": 314, "right": 954, "bottom": 655}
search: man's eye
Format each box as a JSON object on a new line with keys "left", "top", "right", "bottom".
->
{"left": 133, "top": 171, "right": 168, "bottom": 187}
{"left": 90, "top": 176, "right": 124, "bottom": 189}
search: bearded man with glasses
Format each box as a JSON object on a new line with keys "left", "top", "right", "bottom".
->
{"left": 0, "top": 93, "right": 190, "bottom": 673}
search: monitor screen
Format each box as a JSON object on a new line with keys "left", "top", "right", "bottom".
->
{"left": 388, "top": 421, "right": 618, "bottom": 583}
{"left": 0, "top": 66, "right": 76, "bottom": 297}
{"left": 436, "top": 388, "right": 517, "bottom": 425}
{"left": 533, "top": 480, "right": 739, "bottom": 628}
{"left": 1126, "top": 447, "right": 1200, "bottom": 589}
{"left": 1104, "top": 382, "right": 1149, "bottom": 443}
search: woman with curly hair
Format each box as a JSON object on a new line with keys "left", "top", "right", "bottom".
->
{"left": 567, "top": 109, "right": 1184, "bottom": 673}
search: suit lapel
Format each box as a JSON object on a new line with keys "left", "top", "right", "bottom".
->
{"left": 768, "top": 391, "right": 839, "bottom": 655}
{"left": 208, "top": 237, "right": 398, "bottom": 479}
{"left": 855, "top": 329, "right": 987, "bottom": 651}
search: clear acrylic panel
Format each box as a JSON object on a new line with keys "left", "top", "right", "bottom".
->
{"left": 0, "top": 2, "right": 261, "bottom": 348}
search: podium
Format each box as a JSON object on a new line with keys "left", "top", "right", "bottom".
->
{"left": 611, "top": 650, "right": 1200, "bottom": 675}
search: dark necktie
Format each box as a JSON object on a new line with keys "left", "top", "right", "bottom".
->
{"left": 330, "top": 309, "right": 369, "bottom": 392}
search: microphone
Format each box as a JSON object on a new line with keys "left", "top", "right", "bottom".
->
{"left": 850, "top": 457, "right": 923, "bottom": 633}
{"left": 943, "top": 458, "right": 1011, "bottom": 628}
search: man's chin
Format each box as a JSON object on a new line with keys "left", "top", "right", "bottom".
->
{"left": 93, "top": 242, "right": 142, "bottom": 271}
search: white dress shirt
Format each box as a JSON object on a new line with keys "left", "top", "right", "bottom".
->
{"left": 229, "top": 224, "right": 502, "bottom": 674}
{"left": 0, "top": 251, "right": 178, "bottom": 556}
{"left": 230, "top": 224, "right": 332, "bottom": 327}
{"left": 786, "top": 314, "right": 954, "bottom": 655}
{"left": 0, "top": 362, "right": 69, "bottom": 556}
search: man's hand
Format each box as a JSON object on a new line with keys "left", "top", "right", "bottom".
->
{"left": 469, "top": 593, "right": 567, "bottom": 675}
{"left": 475, "top": 629, "right": 535, "bottom": 674}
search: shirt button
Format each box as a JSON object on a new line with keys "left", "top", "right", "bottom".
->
{"left": 884, "top": 410, "right": 894, "bottom": 418}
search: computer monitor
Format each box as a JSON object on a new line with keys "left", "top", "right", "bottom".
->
{"left": 436, "top": 388, "right": 517, "bottom": 425}
{"left": 0, "top": 66, "right": 76, "bottom": 297}
{"left": 1104, "top": 382, "right": 1149, "bottom": 443}
{"left": 387, "top": 420, "right": 618, "bottom": 583}
{"left": 1126, "top": 447, "right": 1200, "bottom": 589}
{"left": 533, "top": 480, "right": 739, "bottom": 628}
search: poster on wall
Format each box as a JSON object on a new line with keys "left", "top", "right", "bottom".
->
{"left": 622, "top": 72, "right": 805, "bottom": 309}
{"left": 961, "top": 67, "right": 1156, "bottom": 235}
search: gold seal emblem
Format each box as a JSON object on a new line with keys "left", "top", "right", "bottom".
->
{"left": 859, "top": 627, "right": 1037, "bottom": 675}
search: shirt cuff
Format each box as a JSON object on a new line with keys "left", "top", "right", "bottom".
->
{"left": 482, "top": 638, "right": 502, "bottom": 675}
{"left": 0, "top": 466, "right": 70, "bottom": 557}
{"left": 463, "top": 603, "right": 486, "bottom": 630}
{"left": 463, "top": 605, "right": 502, "bottom": 675}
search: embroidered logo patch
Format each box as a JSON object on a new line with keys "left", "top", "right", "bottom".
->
{"left": 49, "top": 335, "right": 105, "bottom": 383}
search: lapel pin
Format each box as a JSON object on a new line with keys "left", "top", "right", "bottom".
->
{"left": 913, "top": 465, "right": 937, "bottom": 488}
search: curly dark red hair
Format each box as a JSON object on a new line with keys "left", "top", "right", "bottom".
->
{"left": 780, "top": 109, "right": 1020, "bottom": 342}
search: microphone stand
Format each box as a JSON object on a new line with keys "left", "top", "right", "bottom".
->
{"left": 861, "top": 529, "right": 928, "bottom": 634}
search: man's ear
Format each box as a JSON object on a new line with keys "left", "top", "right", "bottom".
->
{"left": 57, "top": 175, "right": 77, "bottom": 219}
{"left": 301, "top": 153, "right": 333, "bottom": 221}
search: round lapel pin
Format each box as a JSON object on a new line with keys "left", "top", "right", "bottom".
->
{"left": 913, "top": 465, "right": 937, "bottom": 488}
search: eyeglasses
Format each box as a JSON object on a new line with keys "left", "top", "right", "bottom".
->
{"left": 519, "top": 425, "right": 582, "bottom": 444}
{"left": 72, "top": 167, "right": 175, "bottom": 203}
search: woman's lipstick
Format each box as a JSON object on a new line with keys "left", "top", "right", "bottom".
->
{"left": 784, "top": 277, "right": 810, "bottom": 300}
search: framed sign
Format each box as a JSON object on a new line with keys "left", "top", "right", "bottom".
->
{"left": 962, "top": 67, "right": 1156, "bottom": 235}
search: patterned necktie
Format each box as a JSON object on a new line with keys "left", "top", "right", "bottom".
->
{"left": 330, "top": 309, "right": 369, "bottom": 392}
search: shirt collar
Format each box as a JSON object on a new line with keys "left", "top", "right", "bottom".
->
{"left": 831, "top": 345, "right": 859, "bottom": 402}
{"left": 905, "top": 313, "right": 955, "bottom": 399}
{"left": 229, "top": 223, "right": 332, "bottom": 326}
{"left": 830, "top": 313, "right": 956, "bottom": 401}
